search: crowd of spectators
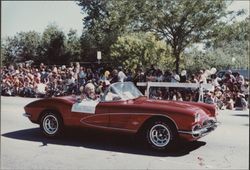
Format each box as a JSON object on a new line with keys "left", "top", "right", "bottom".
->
{"left": 1, "top": 62, "right": 249, "bottom": 110}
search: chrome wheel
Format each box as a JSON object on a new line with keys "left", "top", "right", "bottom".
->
{"left": 149, "top": 124, "right": 171, "bottom": 148}
{"left": 42, "top": 114, "right": 59, "bottom": 135}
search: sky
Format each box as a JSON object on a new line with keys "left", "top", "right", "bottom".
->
{"left": 1, "top": 1, "right": 84, "bottom": 38}
{"left": 1, "top": 0, "right": 250, "bottom": 38}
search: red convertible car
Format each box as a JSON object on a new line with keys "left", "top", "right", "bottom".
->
{"left": 24, "top": 82, "right": 219, "bottom": 150}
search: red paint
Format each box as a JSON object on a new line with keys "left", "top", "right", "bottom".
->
{"left": 24, "top": 95, "right": 217, "bottom": 141}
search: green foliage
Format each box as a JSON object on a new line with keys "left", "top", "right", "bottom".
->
{"left": 39, "top": 24, "right": 66, "bottom": 64}
{"left": 188, "top": 17, "right": 250, "bottom": 71}
{"left": 65, "top": 29, "right": 81, "bottom": 62}
{"left": 207, "top": 17, "right": 250, "bottom": 48}
{"left": 77, "top": 0, "right": 141, "bottom": 62}
{"left": 1, "top": 24, "right": 82, "bottom": 66}
{"left": 1, "top": 0, "right": 247, "bottom": 70}
{"left": 139, "top": 0, "right": 230, "bottom": 73}
{"left": 78, "top": 0, "right": 232, "bottom": 73}
{"left": 1, "top": 36, "right": 19, "bottom": 65}
{"left": 110, "top": 32, "right": 173, "bottom": 70}
{"left": 1, "top": 31, "right": 41, "bottom": 65}
{"left": 185, "top": 39, "right": 248, "bottom": 73}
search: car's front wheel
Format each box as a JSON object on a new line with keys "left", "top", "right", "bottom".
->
{"left": 145, "top": 119, "right": 176, "bottom": 150}
{"left": 40, "top": 111, "right": 63, "bottom": 137}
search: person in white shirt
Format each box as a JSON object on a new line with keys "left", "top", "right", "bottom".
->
{"left": 118, "top": 66, "right": 127, "bottom": 82}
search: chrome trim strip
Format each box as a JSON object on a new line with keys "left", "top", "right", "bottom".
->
{"left": 178, "top": 130, "right": 193, "bottom": 135}
{"left": 23, "top": 113, "right": 31, "bottom": 118}
{"left": 81, "top": 112, "right": 179, "bottom": 130}
{"left": 80, "top": 120, "right": 137, "bottom": 133}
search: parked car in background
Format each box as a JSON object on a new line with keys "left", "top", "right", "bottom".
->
{"left": 24, "top": 82, "right": 219, "bottom": 151}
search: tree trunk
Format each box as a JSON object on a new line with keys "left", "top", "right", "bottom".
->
{"left": 173, "top": 48, "right": 180, "bottom": 74}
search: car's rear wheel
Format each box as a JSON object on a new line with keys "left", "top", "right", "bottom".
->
{"left": 145, "top": 119, "right": 176, "bottom": 150}
{"left": 40, "top": 111, "right": 63, "bottom": 137}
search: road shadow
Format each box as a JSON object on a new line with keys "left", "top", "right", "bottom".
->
{"left": 2, "top": 128, "right": 206, "bottom": 157}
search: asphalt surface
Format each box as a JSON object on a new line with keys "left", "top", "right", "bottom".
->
{"left": 1, "top": 96, "right": 249, "bottom": 169}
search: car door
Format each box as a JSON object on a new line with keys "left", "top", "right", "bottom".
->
{"left": 97, "top": 101, "right": 132, "bottom": 130}
{"left": 70, "top": 100, "right": 109, "bottom": 128}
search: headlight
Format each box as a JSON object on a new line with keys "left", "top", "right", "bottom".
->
{"left": 195, "top": 113, "right": 201, "bottom": 122}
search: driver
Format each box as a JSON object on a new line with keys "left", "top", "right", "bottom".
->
{"left": 84, "top": 83, "right": 99, "bottom": 101}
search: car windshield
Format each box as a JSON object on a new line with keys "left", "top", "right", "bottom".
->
{"left": 102, "top": 82, "right": 143, "bottom": 101}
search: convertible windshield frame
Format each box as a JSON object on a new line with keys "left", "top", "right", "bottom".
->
{"left": 101, "top": 82, "right": 143, "bottom": 102}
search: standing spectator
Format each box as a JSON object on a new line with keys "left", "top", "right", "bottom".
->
{"left": 190, "top": 74, "right": 198, "bottom": 83}
{"left": 156, "top": 69, "right": 163, "bottom": 82}
{"left": 211, "top": 74, "right": 221, "bottom": 87}
{"left": 197, "top": 70, "right": 207, "bottom": 84}
{"left": 133, "top": 68, "right": 146, "bottom": 94}
{"left": 117, "top": 66, "right": 127, "bottom": 82}
{"left": 148, "top": 64, "right": 156, "bottom": 76}
{"left": 180, "top": 70, "right": 187, "bottom": 83}
{"left": 86, "top": 68, "right": 94, "bottom": 81}
{"left": 125, "top": 69, "right": 133, "bottom": 82}
{"left": 171, "top": 71, "right": 180, "bottom": 83}
{"left": 100, "top": 70, "right": 110, "bottom": 83}
{"left": 110, "top": 69, "right": 119, "bottom": 84}
{"left": 78, "top": 67, "right": 86, "bottom": 86}
{"left": 163, "top": 70, "right": 172, "bottom": 82}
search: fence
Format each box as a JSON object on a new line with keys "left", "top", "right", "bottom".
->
{"left": 137, "top": 82, "right": 213, "bottom": 102}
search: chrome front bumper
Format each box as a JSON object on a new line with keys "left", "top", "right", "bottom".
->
{"left": 179, "top": 119, "right": 220, "bottom": 138}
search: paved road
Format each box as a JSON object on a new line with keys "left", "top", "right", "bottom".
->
{"left": 1, "top": 96, "right": 249, "bottom": 169}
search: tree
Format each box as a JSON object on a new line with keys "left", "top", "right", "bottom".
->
{"left": 206, "top": 17, "right": 249, "bottom": 48}
{"left": 110, "top": 32, "right": 172, "bottom": 70}
{"left": 77, "top": 0, "right": 234, "bottom": 72}
{"left": 1, "top": 36, "right": 20, "bottom": 65}
{"left": 1, "top": 31, "right": 41, "bottom": 65}
{"left": 17, "top": 31, "right": 41, "bottom": 62}
{"left": 40, "top": 24, "right": 66, "bottom": 65}
{"left": 139, "top": 0, "right": 231, "bottom": 73}
{"left": 77, "top": 0, "right": 140, "bottom": 62}
{"left": 65, "top": 29, "right": 81, "bottom": 62}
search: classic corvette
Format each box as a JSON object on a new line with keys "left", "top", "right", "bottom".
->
{"left": 24, "top": 82, "right": 219, "bottom": 150}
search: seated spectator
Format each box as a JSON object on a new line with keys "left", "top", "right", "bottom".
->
{"left": 224, "top": 94, "right": 234, "bottom": 110}
{"left": 241, "top": 82, "right": 249, "bottom": 102}
{"left": 223, "top": 73, "right": 235, "bottom": 92}
{"left": 235, "top": 72, "right": 245, "bottom": 89}
{"left": 234, "top": 93, "right": 248, "bottom": 110}
{"left": 204, "top": 92, "right": 215, "bottom": 104}
{"left": 34, "top": 78, "right": 47, "bottom": 98}
{"left": 172, "top": 91, "right": 183, "bottom": 101}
